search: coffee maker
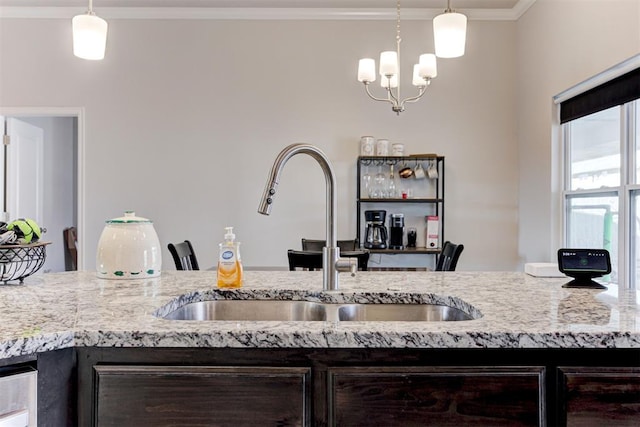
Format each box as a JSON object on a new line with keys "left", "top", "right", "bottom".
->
{"left": 364, "top": 210, "right": 388, "bottom": 249}
{"left": 389, "top": 213, "right": 405, "bottom": 250}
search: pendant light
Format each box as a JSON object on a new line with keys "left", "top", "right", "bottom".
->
{"left": 433, "top": 0, "right": 467, "bottom": 58}
{"left": 72, "top": 0, "right": 108, "bottom": 60}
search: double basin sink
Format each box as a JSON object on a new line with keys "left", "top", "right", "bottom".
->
{"left": 162, "top": 299, "right": 474, "bottom": 322}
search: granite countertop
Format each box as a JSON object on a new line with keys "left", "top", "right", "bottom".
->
{"left": 0, "top": 270, "right": 639, "bottom": 360}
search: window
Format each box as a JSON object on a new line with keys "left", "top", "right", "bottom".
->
{"left": 560, "top": 66, "right": 639, "bottom": 288}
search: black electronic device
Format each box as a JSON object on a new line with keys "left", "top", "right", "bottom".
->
{"left": 557, "top": 248, "right": 611, "bottom": 289}
{"left": 389, "top": 213, "right": 405, "bottom": 250}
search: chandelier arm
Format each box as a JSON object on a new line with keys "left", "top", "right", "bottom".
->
{"left": 401, "top": 81, "right": 431, "bottom": 105}
{"left": 385, "top": 84, "right": 401, "bottom": 107}
{"left": 364, "top": 83, "right": 395, "bottom": 104}
{"left": 401, "top": 91, "right": 427, "bottom": 108}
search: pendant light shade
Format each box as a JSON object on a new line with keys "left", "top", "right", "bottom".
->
{"left": 433, "top": 7, "right": 467, "bottom": 58}
{"left": 72, "top": 2, "right": 108, "bottom": 60}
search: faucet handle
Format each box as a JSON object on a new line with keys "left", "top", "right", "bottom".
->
{"left": 336, "top": 257, "right": 358, "bottom": 277}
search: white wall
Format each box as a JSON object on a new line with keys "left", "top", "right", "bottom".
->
{"left": 32, "top": 0, "right": 640, "bottom": 270}
{"left": 19, "top": 117, "right": 76, "bottom": 273}
{"left": 516, "top": 0, "right": 640, "bottom": 266}
{"left": 2, "top": 3, "right": 637, "bottom": 274}
{"left": 0, "top": 13, "right": 520, "bottom": 272}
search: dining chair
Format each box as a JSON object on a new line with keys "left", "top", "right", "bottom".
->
{"left": 301, "top": 238, "right": 358, "bottom": 251}
{"left": 63, "top": 226, "right": 77, "bottom": 271}
{"left": 435, "top": 241, "right": 464, "bottom": 271}
{"left": 288, "top": 249, "right": 370, "bottom": 271}
{"left": 287, "top": 250, "right": 324, "bottom": 271}
{"left": 168, "top": 240, "right": 200, "bottom": 271}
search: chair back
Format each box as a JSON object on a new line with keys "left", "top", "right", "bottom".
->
{"left": 435, "top": 241, "right": 464, "bottom": 271}
{"left": 168, "top": 240, "right": 200, "bottom": 271}
{"left": 63, "top": 226, "right": 77, "bottom": 271}
{"left": 301, "top": 238, "right": 358, "bottom": 251}
{"left": 287, "top": 250, "right": 323, "bottom": 271}
{"left": 288, "top": 249, "right": 369, "bottom": 271}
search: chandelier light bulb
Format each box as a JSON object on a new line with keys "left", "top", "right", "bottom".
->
{"left": 358, "top": 58, "right": 376, "bottom": 83}
{"left": 419, "top": 54, "right": 438, "bottom": 78}
{"left": 72, "top": 1, "right": 108, "bottom": 60}
{"left": 412, "top": 65, "right": 425, "bottom": 87}
{"left": 379, "top": 51, "right": 399, "bottom": 76}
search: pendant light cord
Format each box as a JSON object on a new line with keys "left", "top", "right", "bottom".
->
{"left": 395, "top": 0, "right": 402, "bottom": 102}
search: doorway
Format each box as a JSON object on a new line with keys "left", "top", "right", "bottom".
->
{"left": 0, "top": 108, "right": 83, "bottom": 273}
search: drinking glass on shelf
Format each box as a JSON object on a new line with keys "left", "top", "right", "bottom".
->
{"left": 373, "top": 164, "right": 387, "bottom": 198}
{"left": 387, "top": 164, "right": 397, "bottom": 198}
{"left": 362, "top": 164, "right": 372, "bottom": 197}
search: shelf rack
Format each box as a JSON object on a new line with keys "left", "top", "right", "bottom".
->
{"left": 356, "top": 155, "right": 445, "bottom": 256}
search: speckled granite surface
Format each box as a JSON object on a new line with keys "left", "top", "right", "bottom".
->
{"left": 0, "top": 270, "right": 638, "bottom": 359}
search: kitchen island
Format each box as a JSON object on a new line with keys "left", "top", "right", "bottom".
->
{"left": 0, "top": 271, "right": 638, "bottom": 426}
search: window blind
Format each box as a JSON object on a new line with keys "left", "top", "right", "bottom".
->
{"left": 560, "top": 67, "right": 640, "bottom": 124}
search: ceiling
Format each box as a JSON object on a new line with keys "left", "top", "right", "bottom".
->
{"left": 0, "top": 0, "right": 536, "bottom": 20}
{"left": 0, "top": 1, "right": 523, "bottom": 8}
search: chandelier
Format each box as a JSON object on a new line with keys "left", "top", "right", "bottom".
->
{"left": 357, "top": 0, "right": 467, "bottom": 115}
{"left": 72, "top": 0, "right": 108, "bottom": 60}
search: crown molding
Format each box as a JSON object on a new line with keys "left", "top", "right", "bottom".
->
{"left": 0, "top": 1, "right": 537, "bottom": 20}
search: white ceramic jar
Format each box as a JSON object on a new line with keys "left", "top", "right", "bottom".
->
{"left": 96, "top": 211, "right": 162, "bottom": 279}
{"left": 360, "top": 136, "right": 375, "bottom": 156}
{"left": 376, "top": 139, "right": 389, "bottom": 156}
{"left": 391, "top": 143, "right": 405, "bottom": 156}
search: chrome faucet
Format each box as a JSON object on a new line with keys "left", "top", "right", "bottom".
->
{"left": 258, "top": 143, "right": 357, "bottom": 291}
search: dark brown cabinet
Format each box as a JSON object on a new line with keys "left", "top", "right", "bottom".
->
{"left": 76, "top": 347, "right": 640, "bottom": 427}
{"left": 557, "top": 366, "right": 640, "bottom": 426}
{"left": 328, "top": 366, "right": 545, "bottom": 426}
{"left": 93, "top": 365, "right": 311, "bottom": 427}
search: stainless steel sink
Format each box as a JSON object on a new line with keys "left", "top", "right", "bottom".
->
{"left": 337, "top": 303, "right": 472, "bottom": 321}
{"left": 161, "top": 300, "right": 473, "bottom": 322}
{"left": 163, "top": 300, "right": 327, "bottom": 321}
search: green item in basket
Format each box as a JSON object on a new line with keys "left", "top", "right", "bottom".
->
{"left": 7, "top": 218, "right": 42, "bottom": 244}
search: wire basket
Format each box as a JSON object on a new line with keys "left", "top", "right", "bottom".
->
{"left": 0, "top": 242, "right": 50, "bottom": 284}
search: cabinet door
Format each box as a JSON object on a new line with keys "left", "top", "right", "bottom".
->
{"left": 94, "top": 365, "right": 311, "bottom": 427}
{"left": 328, "top": 366, "right": 544, "bottom": 426}
{"left": 558, "top": 366, "right": 640, "bottom": 426}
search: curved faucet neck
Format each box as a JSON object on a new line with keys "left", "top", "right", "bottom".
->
{"left": 258, "top": 143, "right": 353, "bottom": 291}
{"left": 258, "top": 143, "right": 337, "bottom": 250}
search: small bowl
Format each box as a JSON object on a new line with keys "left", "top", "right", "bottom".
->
{"left": 399, "top": 167, "right": 414, "bottom": 178}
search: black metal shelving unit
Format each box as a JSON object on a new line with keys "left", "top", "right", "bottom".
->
{"left": 356, "top": 155, "right": 445, "bottom": 257}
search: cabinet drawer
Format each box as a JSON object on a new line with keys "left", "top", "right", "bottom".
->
{"left": 328, "top": 366, "right": 545, "bottom": 426}
{"left": 558, "top": 366, "right": 640, "bottom": 426}
{"left": 94, "top": 365, "right": 311, "bottom": 427}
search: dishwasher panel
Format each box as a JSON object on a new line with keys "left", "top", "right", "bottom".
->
{"left": 0, "top": 368, "right": 37, "bottom": 427}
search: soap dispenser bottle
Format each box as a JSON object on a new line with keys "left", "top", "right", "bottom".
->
{"left": 217, "top": 227, "right": 243, "bottom": 289}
